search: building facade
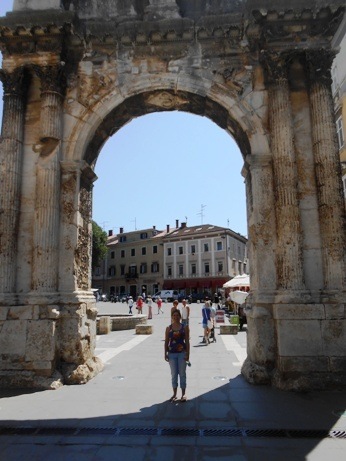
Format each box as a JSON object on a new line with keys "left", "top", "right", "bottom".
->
{"left": 162, "top": 222, "right": 248, "bottom": 297}
{"left": 332, "top": 14, "right": 346, "bottom": 201}
{"left": 92, "top": 226, "right": 165, "bottom": 299}
{"left": 92, "top": 222, "right": 248, "bottom": 299}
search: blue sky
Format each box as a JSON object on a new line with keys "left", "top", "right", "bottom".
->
{"left": 0, "top": 0, "right": 248, "bottom": 237}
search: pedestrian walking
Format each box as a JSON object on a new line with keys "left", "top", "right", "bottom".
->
{"left": 128, "top": 296, "right": 134, "bottom": 314}
{"left": 201, "top": 300, "right": 212, "bottom": 345}
{"left": 180, "top": 299, "right": 190, "bottom": 326}
{"left": 164, "top": 309, "right": 190, "bottom": 403}
{"left": 147, "top": 295, "right": 153, "bottom": 319}
{"left": 136, "top": 296, "right": 143, "bottom": 314}
{"left": 157, "top": 297, "right": 163, "bottom": 314}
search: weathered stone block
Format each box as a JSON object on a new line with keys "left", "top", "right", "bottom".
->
{"left": 26, "top": 320, "right": 56, "bottom": 361}
{"left": 0, "top": 320, "right": 27, "bottom": 355}
{"left": 277, "top": 319, "right": 324, "bottom": 356}
{"left": 220, "top": 324, "right": 238, "bottom": 335}
{"left": 98, "top": 316, "right": 111, "bottom": 335}
{"left": 136, "top": 324, "right": 153, "bottom": 335}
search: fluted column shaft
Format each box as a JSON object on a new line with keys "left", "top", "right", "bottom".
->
{"left": 307, "top": 52, "right": 346, "bottom": 290}
{"left": 0, "top": 68, "right": 27, "bottom": 293}
{"left": 31, "top": 65, "right": 65, "bottom": 293}
{"left": 266, "top": 56, "right": 304, "bottom": 291}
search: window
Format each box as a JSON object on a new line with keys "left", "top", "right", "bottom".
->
{"left": 167, "top": 265, "right": 172, "bottom": 276}
{"left": 119, "top": 236, "right": 127, "bottom": 243}
{"left": 178, "top": 246, "right": 183, "bottom": 255}
{"left": 129, "top": 265, "right": 137, "bottom": 275}
{"left": 151, "top": 262, "right": 159, "bottom": 273}
{"left": 140, "top": 232, "right": 148, "bottom": 239}
{"left": 120, "top": 265, "right": 125, "bottom": 275}
{"left": 140, "top": 263, "right": 147, "bottom": 274}
{"left": 95, "top": 267, "right": 101, "bottom": 276}
{"left": 336, "top": 116, "right": 344, "bottom": 149}
{"left": 142, "top": 247, "right": 146, "bottom": 256}
{"left": 204, "top": 263, "right": 210, "bottom": 274}
{"left": 191, "top": 264, "right": 196, "bottom": 275}
{"left": 178, "top": 264, "right": 184, "bottom": 276}
{"left": 190, "top": 244, "right": 196, "bottom": 254}
{"left": 110, "top": 251, "right": 115, "bottom": 259}
{"left": 153, "top": 245, "right": 158, "bottom": 254}
{"left": 204, "top": 243, "right": 209, "bottom": 252}
{"left": 120, "top": 249, "right": 125, "bottom": 258}
{"left": 167, "top": 247, "right": 172, "bottom": 256}
{"left": 131, "top": 248, "right": 135, "bottom": 257}
{"left": 108, "top": 266, "right": 115, "bottom": 276}
{"left": 238, "top": 261, "right": 242, "bottom": 273}
{"left": 216, "top": 241, "right": 222, "bottom": 251}
{"left": 218, "top": 262, "right": 223, "bottom": 272}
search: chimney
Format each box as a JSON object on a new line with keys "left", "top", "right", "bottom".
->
{"left": 176, "top": 219, "right": 179, "bottom": 228}
{"left": 181, "top": 222, "right": 187, "bottom": 229}
{"left": 119, "top": 227, "right": 124, "bottom": 234}
{"left": 108, "top": 229, "right": 113, "bottom": 236}
{"left": 166, "top": 224, "right": 170, "bottom": 233}
{"left": 153, "top": 225, "right": 156, "bottom": 230}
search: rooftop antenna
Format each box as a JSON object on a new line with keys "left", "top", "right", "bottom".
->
{"left": 131, "top": 218, "right": 137, "bottom": 230}
{"left": 185, "top": 215, "right": 188, "bottom": 224}
{"left": 227, "top": 218, "right": 230, "bottom": 228}
{"left": 197, "top": 204, "right": 206, "bottom": 224}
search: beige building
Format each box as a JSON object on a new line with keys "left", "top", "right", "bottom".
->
{"left": 332, "top": 14, "right": 346, "bottom": 201}
{"left": 162, "top": 222, "right": 248, "bottom": 297}
{"left": 92, "top": 226, "right": 165, "bottom": 299}
{"left": 93, "top": 222, "right": 248, "bottom": 299}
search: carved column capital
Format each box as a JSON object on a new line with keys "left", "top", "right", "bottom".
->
{"left": 261, "top": 52, "right": 288, "bottom": 85}
{"left": 0, "top": 67, "right": 28, "bottom": 98}
{"left": 305, "top": 50, "right": 335, "bottom": 87}
{"left": 32, "top": 64, "right": 67, "bottom": 97}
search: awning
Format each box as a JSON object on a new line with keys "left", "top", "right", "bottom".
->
{"left": 163, "top": 282, "right": 173, "bottom": 289}
{"left": 223, "top": 274, "right": 250, "bottom": 289}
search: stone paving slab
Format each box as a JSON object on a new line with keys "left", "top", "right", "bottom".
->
{"left": 0, "top": 301, "right": 345, "bottom": 460}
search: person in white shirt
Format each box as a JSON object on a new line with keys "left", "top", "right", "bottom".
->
{"left": 180, "top": 299, "right": 190, "bottom": 327}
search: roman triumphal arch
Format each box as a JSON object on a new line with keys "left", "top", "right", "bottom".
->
{"left": 0, "top": 0, "right": 345, "bottom": 390}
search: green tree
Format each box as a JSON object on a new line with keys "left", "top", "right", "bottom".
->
{"left": 92, "top": 221, "right": 108, "bottom": 270}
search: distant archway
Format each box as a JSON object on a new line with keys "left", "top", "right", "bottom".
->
{"left": 0, "top": 1, "right": 345, "bottom": 390}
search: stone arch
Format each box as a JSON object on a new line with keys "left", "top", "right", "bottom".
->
{"left": 0, "top": 1, "right": 345, "bottom": 390}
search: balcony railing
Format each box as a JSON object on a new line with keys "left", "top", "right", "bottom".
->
{"left": 125, "top": 272, "right": 138, "bottom": 279}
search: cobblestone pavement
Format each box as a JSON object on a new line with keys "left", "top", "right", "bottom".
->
{"left": 0, "top": 301, "right": 345, "bottom": 460}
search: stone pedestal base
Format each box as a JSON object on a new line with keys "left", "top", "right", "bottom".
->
{"left": 136, "top": 324, "right": 153, "bottom": 334}
{"left": 220, "top": 324, "right": 238, "bottom": 335}
{"left": 98, "top": 316, "right": 111, "bottom": 334}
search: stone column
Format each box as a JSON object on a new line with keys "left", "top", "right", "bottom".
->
{"left": 0, "top": 67, "right": 27, "bottom": 295}
{"left": 266, "top": 54, "right": 304, "bottom": 292}
{"left": 31, "top": 65, "right": 66, "bottom": 293}
{"left": 245, "top": 154, "right": 277, "bottom": 294}
{"left": 306, "top": 51, "right": 346, "bottom": 291}
{"left": 242, "top": 154, "right": 277, "bottom": 384}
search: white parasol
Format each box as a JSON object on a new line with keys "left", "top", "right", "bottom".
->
{"left": 222, "top": 274, "right": 250, "bottom": 289}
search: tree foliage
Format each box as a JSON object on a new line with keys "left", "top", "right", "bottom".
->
{"left": 92, "top": 221, "right": 108, "bottom": 270}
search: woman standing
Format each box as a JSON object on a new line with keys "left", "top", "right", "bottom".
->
{"left": 147, "top": 295, "right": 153, "bottom": 319}
{"left": 164, "top": 309, "right": 190, "bottom": 402}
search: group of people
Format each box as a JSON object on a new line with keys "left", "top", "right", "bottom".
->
{"left": 129, "top": 295, "right": 163, "bottom": 318}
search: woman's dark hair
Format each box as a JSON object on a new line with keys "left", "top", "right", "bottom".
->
{"left": 171, "top": 309, "right": 181, "bottom": 319}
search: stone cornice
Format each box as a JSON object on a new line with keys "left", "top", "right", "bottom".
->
{"left": 0, "top": 6, "right": 344, "bottom": 57}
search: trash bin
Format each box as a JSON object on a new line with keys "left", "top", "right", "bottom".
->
{"left": 230, "top": 315, "right": 239, "bottom": 327}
